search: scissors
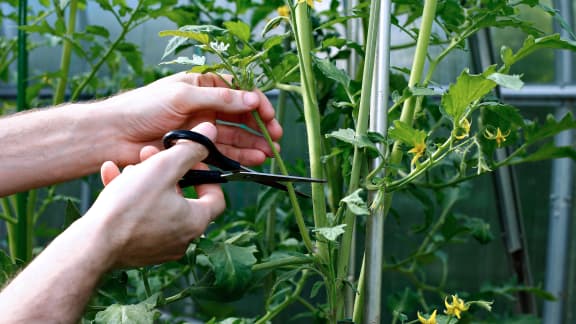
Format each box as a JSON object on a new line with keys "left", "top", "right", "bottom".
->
{"left": 162, "top": 130, "right": 326, "bottom": 198}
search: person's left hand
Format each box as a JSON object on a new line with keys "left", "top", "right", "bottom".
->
{"left": 99, "top": 72, "right": 282, "bottom": 167}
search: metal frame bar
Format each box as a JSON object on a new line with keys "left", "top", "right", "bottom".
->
{"left": 543, "top": 1, "right": 575, "bottom": 323}
{"left": 364, "top": 0, "right": 392, "bottom": 322}
{"left": 469, "top": 29, "right": 537, "bottom": 314}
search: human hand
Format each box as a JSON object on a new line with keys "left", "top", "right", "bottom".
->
{"left": 100, "top": 72, "right": 282, "bottom": 167}
{"left": 84, "top": 122, "right": 224, "bottom": 268}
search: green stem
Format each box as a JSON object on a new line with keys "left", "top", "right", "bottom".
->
{"left": 352, "top": 257, "right": 365, "bottom": 323}
{"left": 274, "top": 83, "right": 301, "bottom": 93}
{"left": 292, "top": 2, "right": 329, "bottom": 235}
{"left": 381, "top": 0, "right": 439, "bottom": 222}
{"left": 251, "top": 111, "right": 314, "bottom": 253}
{"left": 7, "top": 0, "right": 33, "bottom": 265}
{"left": 335, "top": 0, "right": 381, "bottom": 316}
{"left": 70, "top": 0, "right": 146, "bottom": 101}
{"left": 252, "top": 255, "right": 314, "bottom": 272}
{"left": 255, "top": 270, "right": 309, "bottom": 324}
{"left": 140, "top": 268, "right": 152, "bottom": 298}
{"left": 387, "top": 137, "right": 454, "bottom": 191}
{"left": 264, "top": 90, "right": 287, "bottom": 256}
{"left": 53, "top": 0, "right": 78, "bottom": 105}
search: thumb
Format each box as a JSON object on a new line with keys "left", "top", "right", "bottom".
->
{"left": 161, "top": 122, "right": 218, "bottom": 182}
{"left": 100, "top": 161, "right": 121, "bottom": 186}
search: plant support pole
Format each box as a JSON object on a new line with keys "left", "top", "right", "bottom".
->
{"left": 543, "top": 0, "right": 575, "bottom": 322}
{"left": 362, "top": 0, "right": 391, "bottom": 322}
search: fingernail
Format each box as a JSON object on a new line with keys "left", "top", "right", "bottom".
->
{"left": 243, "top": 92, "right": 259, "bottom": 107}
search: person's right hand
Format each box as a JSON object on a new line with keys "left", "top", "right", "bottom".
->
{"left": 83, "top": 122, "right": 224, "bottom": 269}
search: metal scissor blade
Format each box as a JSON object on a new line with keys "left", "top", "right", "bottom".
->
{"left": 223, "top": 171, "right": 326, "bottom": 183}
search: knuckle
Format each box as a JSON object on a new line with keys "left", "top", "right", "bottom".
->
{"left": 216, "top": 88, "right": 235, "bottom": 104}
{"left": 169, "top": 83, "right": 190, "bottom": 106}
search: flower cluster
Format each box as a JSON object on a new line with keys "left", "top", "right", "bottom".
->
{"left": 416, "top": 294, "right": 493, "bottom": 324}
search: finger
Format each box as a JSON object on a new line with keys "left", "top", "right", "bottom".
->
{"left": 186, "top": 163, "right": 225, "bottom": 226}
{"left": 196, "top": 73, "right": 234, "bottom": 88}
{"left": 159, "top": 122, "right": 218, "bottom": 182}
{"left": 139, "top": 145, "right": 160, "bottom": 162}
{"left": 217, "top": 144, "right": 269, "bottom": 166}
{"left": 193, "top": 177, "right": 226, "bottom": 224}
{"left": 215, "top": 124, "right": 277, "bottom": 154}
{"left": 100, "top": 161, "right": 121, "bottom": 186}
{"left": 191, "top": 86, "right": 263, "bottom": 112}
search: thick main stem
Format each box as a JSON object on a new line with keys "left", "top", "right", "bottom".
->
{"left": 381, "top": 0, "right": 438, "bottom": 223}
{"left": 335, "top": 0, "right": 381, "bottom": 317}
{"left": 53, "top": 0, "right": 79, "bottom": 105}
{"left": 293, "top": 3, "right": 328, "bottom": 234}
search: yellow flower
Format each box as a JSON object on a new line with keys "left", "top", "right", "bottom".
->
{"left": 484, "top": 127, "right": 510, "bottom": 147}
{"left": 408, "top": 142, "right": 426, "bottom": 169}
{"left": 444, "top": 295, "right": 470, "bottom": 319}
{"left": 453, "top": 118, "right": 471, "bottom": 140}
{"left": 417, "top": 309, "right": 437, "bottom": 324}
{"left": 297, "top": 0, "right": 321, "bottom": 8}
{"left": 277, "top": 5, "right": 290, "bottom": 17}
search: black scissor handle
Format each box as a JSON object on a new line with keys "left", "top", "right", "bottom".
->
{"left": 162, "top": 130, "right": 242, "bottom": 171}
{"left": 179, "top": 170, "right": 228, "bottom": 187}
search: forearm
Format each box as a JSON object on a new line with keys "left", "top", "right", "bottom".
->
{"left": 0, "top": 216, "right": 114, "bottom": 322}
{"left": 0, "top": 102, "right": 126, "bottom": 196}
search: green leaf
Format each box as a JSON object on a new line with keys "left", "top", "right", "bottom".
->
{"left": 440, "top": 68, "right": 497, "bottom": 121}
{"left": 159, "top": 25, "right": 222, "bottom": 59}
{"left": 387, "top": 120, "right": 426, "bottom": 147}
{"left": 262, "top": 35, "right": 285, "bottom": 50}
{"left": 326, "top": 128, "right": 378, "bottom": 152}
{"left": 341, "top": 189, "right": 370, "bottom": 216}
{"left": 198, "top": 239, "right": 257, "bottom": 293}
{"left": 262, "top": 15, "right": 288, "bottom": 36}
{"left": 63, "top": 199, "right": 81, "bottom": 229}
{"left": 410, "top": 86, "right": 439, "bottom": 96}
{"left": 313, "top": 56, "right": 350, "bottom": 88}
{"left": 85, "top": 25, "right": 110, "bottom": 38}
{"left": 160, "top": 55, "right": 206, "bottom": 66}
{"left": 463, "top": 216, "right": 494, "bottom": 244}
{"left": 508, "top": 34, "right": 576, "bottom": 67}
{"left": 159, "top": 30, "right": 210, "bottom": 44}
{"left": 538, "top": 4, "right": 576, "bottom": 40}
{"left": 322, "top": 36, "right": 347, "bottom": 49}
{"left": 94, "top": 294, "right": 160, "bottom": 323}
{"left": 519, "top": 144, "right": 576, "bottom": 163}
{"left": 224, "top": 21, "right": 251, "bottom": 42}
{"left": 116, "top": 42, "right": 142, "bottom": 74}
{"left": 189, "top": 63, "right": 226, "bottom": 74}
{"left": 486, "top": 73, "right": 524, "bottom": 90}
{"left": 0, "top": 250, "right": 16, "bottom": 287}
{"left": 313, "top": 224, "right": 347, "bottom": 241}
{"left": 482, "top": 103, "right": 525, "bottom": 127}
{"left": 525, "top": 113, "right": 576, "bottom": 144}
